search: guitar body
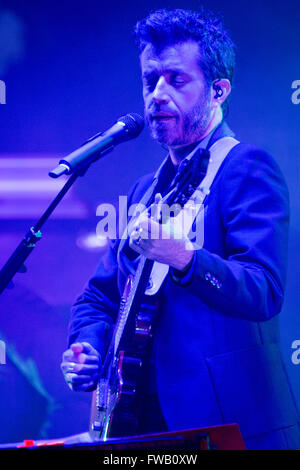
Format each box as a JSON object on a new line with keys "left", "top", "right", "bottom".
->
{"left": 89, "top": 274, "right": 157, "bottom": 440}
{"left": 89, "top": 350, "right": 143, "bottom": 440}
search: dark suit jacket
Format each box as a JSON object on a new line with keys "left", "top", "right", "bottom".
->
{"left": 68, "top": 123, "right": 300, "bottom": 449}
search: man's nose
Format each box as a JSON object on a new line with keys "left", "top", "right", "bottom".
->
{"left": 152, "top": 76, "right": 170, "bottom": 104}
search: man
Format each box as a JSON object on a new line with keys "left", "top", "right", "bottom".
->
{"left": 61, "top": 8, "right": 300, "bottom": 449}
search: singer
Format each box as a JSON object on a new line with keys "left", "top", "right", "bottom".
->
{"left": 61, "top": 8, "right": 300, "bottom": 449}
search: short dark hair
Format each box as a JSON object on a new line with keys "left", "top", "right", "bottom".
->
{"left": 134, "top": 8, "right": 236, "bottom": 113}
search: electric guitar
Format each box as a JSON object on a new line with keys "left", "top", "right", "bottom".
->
{"left": 89, "top": 148, "right": 210, "bottom": 441}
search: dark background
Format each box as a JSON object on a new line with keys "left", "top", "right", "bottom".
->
{"left": 0, "top": 0, "right": 299, "bottom": 443}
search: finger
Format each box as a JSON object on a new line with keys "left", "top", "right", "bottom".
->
{"left": 132, "top": 213, "right": 151, "bottom": 237}
{"left": 63, "top": 343, "right": 85, "bottom": 362}
{"left": 70, "top": 343, "right": 84, "bottom": 355}
{"left": 139, "top": 217, "right": 160, "bottom": 240}
{"left": 154, "top": 193, "right": 163, "bottom": 203}
{"left": 69, "top": 380, "right": 97, "bottom": 392}
{"left": 80, "top": 342, "right": 99, "bottom": 355}
{"left": 130, "top": 227, "right": 143, "bottom": 241}
{"left": 70, "top": 343, "right": 89, "bottom": 363}
{"left": 62, "top": 349, "right": 98, "bottom": 364}
{"left": 70, "top": 342, "right": 100, "bottom": 358}
{"left": 68, "top": 342, "right": 101, "bottom": 363}
{"left": 152, "top": 193, "right": 163, "bottom": 220}
{"left": 65, "top": 373, "right": 98, "bottom": 384}
{"left": 62, "top": 348, "right": 76, "bottom": 362}
{"left": 129, "top": 234, "right": 146, "bottom": 254}
{"left": 61, "top": 361, "right": 100, "bottom": 374}
{"left": 75, "top": 353, "right": 101, "bottom": 365}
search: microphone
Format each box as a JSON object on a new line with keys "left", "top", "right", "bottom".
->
{"left": 49, "top": 113, "right": 144, "bottom": 178}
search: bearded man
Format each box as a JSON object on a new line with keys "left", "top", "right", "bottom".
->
{"left": 61, "top": 8, "right": 300, "bottom": 450}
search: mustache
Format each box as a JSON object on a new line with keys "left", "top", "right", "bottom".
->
{"left": 145, "top": 105, "right": 178, "bottom": 119}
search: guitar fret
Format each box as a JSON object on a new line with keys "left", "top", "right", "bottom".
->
{"left": 113, "top": 256, "right": 147, "bottom": 354}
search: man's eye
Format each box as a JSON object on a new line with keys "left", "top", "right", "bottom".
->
{"left": 171, "top": 76, "right": 185, "bottom": 87}
{"left": 145, "top": 82, "right": 156, "bottom": 91}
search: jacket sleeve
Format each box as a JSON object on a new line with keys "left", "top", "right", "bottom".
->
{"left": 169, "top": 144, "right": 290, "bottom": 322}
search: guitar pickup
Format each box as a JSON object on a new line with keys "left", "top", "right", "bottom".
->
{"left": 121, "top": 356, "right": 142, "bottom": 368}
{"left": 120, "top": 387, "right": 136, "bottom": 396}
{"left": 92, "top": 421, "right": 102, "bottom": 431}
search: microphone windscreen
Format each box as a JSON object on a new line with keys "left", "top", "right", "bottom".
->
{"left": 119, "top": 113, "right": 144, "bottom": 138}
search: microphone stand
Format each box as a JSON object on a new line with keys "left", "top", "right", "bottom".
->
{"left": 0, "top": 170, "right": 80, "bottom": 295}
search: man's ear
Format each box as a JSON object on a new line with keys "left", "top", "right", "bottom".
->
{"left": 211, "top": 79, "right": 231, "bottom": 107}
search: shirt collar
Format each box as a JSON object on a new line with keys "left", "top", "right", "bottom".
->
{"left": 154, "top": 120, "right": 235, "bottom": 180}
{"left": 176, "top": 120, "right": 235, "bottom": 170}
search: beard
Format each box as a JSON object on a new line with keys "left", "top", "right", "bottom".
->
{"left": 146, "top": 96, "right": 212, "bottom": 148}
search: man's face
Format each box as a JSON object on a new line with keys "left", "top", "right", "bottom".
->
{"left": 141, "top": 41, "right": 213, "bottom": 149}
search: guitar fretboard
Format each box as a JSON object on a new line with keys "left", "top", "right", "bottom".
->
{"left": 113, "top": 255, "right": 147, "bottom": 355}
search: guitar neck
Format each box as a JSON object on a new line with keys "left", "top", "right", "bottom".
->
{"left": 102, "top": 255, "right": 154, "bottom": 374}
